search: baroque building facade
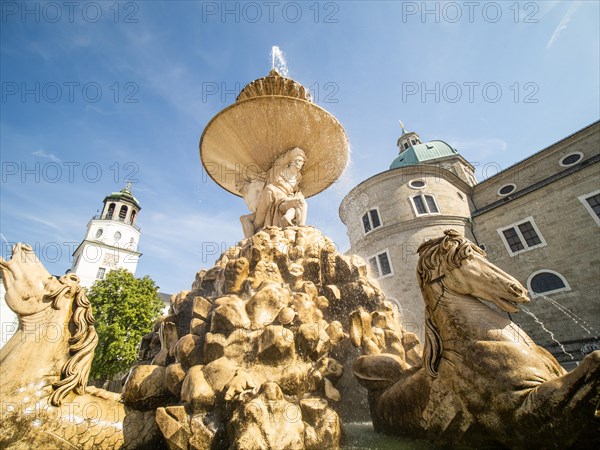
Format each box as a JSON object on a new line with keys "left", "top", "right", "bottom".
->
{"left": 340, "top": 121, "right": 600, "bottom": 366}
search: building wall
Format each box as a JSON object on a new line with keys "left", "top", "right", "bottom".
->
{"left": 73, "top": 218, "right": 141, "bottom": 288}
{"left": 340, "top": 165, "right": 474, "bottom": 338}
{"left": 472, "top": 152, "right": 600, "bottom": 362}
{"left": 73, "top": 242, "right": 140, "bottom": 288}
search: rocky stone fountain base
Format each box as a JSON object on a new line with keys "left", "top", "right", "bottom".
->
{"left": 123, "top": 226, "right": 420, "bottom": 449}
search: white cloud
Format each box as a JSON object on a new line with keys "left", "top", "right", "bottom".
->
{"left": 546, "top": 2, "right": 581, "bottom": 49}
{"left": 32, "top": 149, "right": 61, "bottom": 162}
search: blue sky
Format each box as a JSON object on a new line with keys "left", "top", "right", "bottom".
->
{"left": 1, "top": 1, "right": 599, "bottom": 294}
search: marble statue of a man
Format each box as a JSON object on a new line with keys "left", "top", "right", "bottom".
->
{"left": 239, "top": 147, "right": 308, "bottom": 238}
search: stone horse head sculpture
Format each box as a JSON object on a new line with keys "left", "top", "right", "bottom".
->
{"left": 0, "top": 243, "right": 97, "bottom": 406}
{"left": 352, "top": 230, "right": 599, "bottom": 448}
{"left": 0, "top": 243, "right": 161, "bottom": 449}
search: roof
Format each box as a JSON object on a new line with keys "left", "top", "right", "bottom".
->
{"left": 104, "top": 188, "right": 141, "bottom": 209}
{"left": 390, "top": 140, "right": 459, "bottom": 169}
{"left": 475, "top": 119, "right": 600, "bottom": 187}
{"left": 158, "top": 292, "right": 171, "bottom": 305}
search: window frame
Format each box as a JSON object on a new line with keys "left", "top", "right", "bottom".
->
{"left": 361, "top": 207, "right": 382, "bottom": 235}
{"left": 497, "top": 183, "right": 516, "bottom": 197}
{"left": 410, "top": 193, "right": 441, "bottom": 217}
{"left": 559, "top": 152, "right": 583, "bottom": 167}
{"left": 497, "top": 216, "right": 547, "bottom": 256}
{"left": 578, "top": 189, "right": 600, "bottom": 227}
{"left": 527, "top": 269, "right": 571, "bottom": 298}
{"left": 367, "top": 249, "right": 394, "bottom": 279}
{"left": 408, "top": 179, "right": 427, "bottom": 189}
{"left": 96, "top": 267, "right": 107, "bottom": 280}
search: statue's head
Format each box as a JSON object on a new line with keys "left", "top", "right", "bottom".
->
{"left": 286, "top": 147, "right": 306, "bottom": 169}
{"left": 0, "top": 243, "right": 55, "bottom": 316}
{"left": 270, "top": 147, "right": 306, "bottom": 186}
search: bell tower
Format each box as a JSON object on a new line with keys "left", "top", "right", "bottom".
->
{"left": 71, "top": 183, "right": 142, "bottom": 287}
{"left": 396, "top": 121, "right": 422, "bottom": 153}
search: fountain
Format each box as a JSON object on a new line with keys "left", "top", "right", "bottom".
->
{"left": 1, "top": 60, "right": 598, "bottom": 449}
{"left": 0, "top": 64, "right": 412, "bottom": 449}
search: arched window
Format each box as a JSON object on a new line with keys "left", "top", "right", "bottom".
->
{"left": 118, "top": 205, "right": 128, "bottom": 221}
{"left": 106, "top": 203, "right": 115, "bottom": 219}
{"left": 130, "top": 210, "right": 137, "bottom": 224}
{"left": 527, "top": 270, "right": 570, "bottom": 297}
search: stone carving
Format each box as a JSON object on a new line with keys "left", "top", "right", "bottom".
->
{"left": 130, "top": 226, "right": 416, "bottom": 449}
{"left": 239, "top": 147, "right": 308, "bottom": 238}
{"left": 1, "top": 229, "right": 416, "bottom": 449}
{"left": 351, "top": 230, "right": 600, "bottom": 448}
{"left": 0, "top": 244, "right": 162, "bottom": 449}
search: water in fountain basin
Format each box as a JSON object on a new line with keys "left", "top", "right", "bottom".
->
{"left": 271, "top": 45, "right": 289, "bottom": 77}
{"left": 342, "top": 423, "right": 441, "bottom": 450}
{"left": 521, "top": 306, "right": 574, "bottom": 360}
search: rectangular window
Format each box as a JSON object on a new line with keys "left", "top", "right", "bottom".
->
{"left": 362, "top": 208, "right": 382, "bottom": 234}
{"left": 378, "top": 252, "right": 392, "bottom": 276}
{"left": 368, "top": 257, "right": 380, "bottom": 278}
{"left": 368, "top": 250, "right": 393, "bottom": 279}
{"left": 362, "top": 213, "right": 371, "bottom": 233}
{"left": 370, "top": 209, "right": 381, "bottom": 228}
{"left": 498, "top": 217, "right": 546, "bottom": 256}
{"left": 579, "top": 190, "right": 600, "bottom": 226}
{"left": 518, "top": 221, "right": 541, "bottom": 247}
{"left": 587, "top": 194, "right": 600, "bottom": 218}
{"left": 425, "top": 195, "right": 439, "bottom": 213}
{"left": 412, "top": 196, "right": 427, "bottom": 214}
{"left": 96, "top": 267, "right": 106, "bottom": 280}
{"left": 411, "top": 194, "right": 440, "bottom": 216}
{"left": 502, "top": 228, "right": 524, "bottom": 252}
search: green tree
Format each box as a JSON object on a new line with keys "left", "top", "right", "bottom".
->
{"left": 88, "top": 268, "right": 164, "bottom": 380}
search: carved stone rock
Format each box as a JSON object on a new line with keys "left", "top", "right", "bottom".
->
{"left": 123, "top": 226, "right": 401, "bottom": 448}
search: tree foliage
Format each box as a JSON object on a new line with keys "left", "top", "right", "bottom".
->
{"left": 88, "top": 268, "right": 164, "bottom": 380}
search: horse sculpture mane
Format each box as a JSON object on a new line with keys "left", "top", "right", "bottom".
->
{"left": 46, "top": 274, "right": 98, "bottom": 406}
{"left": 416, "top": 229, "right": 484, "bottom": 287}
{"left": 416, "top": 229, "right": 485, "bottom": 378}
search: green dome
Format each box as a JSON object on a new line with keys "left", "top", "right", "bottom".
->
{"left": 390, "top": 140, "right": 459, "bottom": 169}
{"left": 104, "top": 187, "right": 141, "bottom": 209}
